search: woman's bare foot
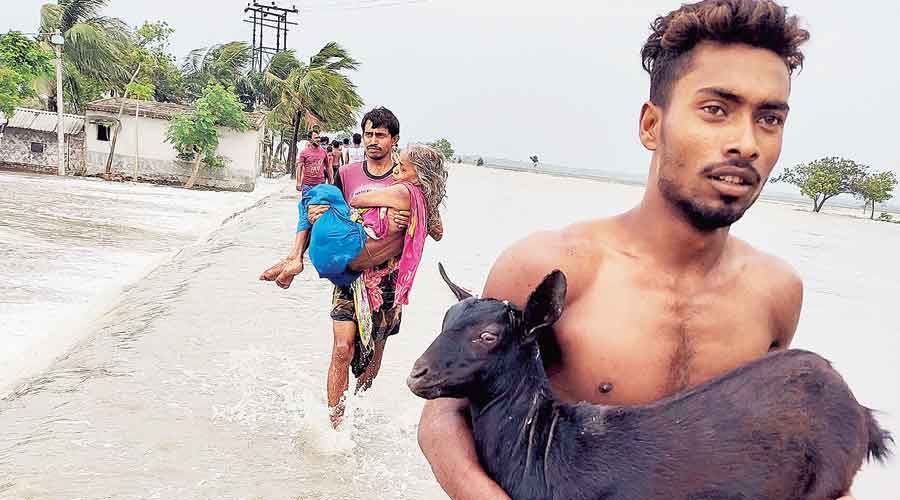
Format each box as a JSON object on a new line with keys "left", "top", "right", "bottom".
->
{"left": 275, "top": 258, "right": 304, "bottom": 289}
{"left": 260, "top": 259, "right": 288, "bottom": 281}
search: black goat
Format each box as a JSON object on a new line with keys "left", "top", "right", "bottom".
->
{"left": 408, "top": 265, "right": 892, "bottom": 500}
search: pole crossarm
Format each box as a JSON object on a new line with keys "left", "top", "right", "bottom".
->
{"left": 243, "top": 1, "right": 299, "bottom": 72}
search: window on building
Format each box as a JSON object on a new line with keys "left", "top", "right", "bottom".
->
{"left": 30, "top": 142, "right": 45, "bottom": 153}
{"left": 97, "top": 124, "right": 111, "bottom": 142}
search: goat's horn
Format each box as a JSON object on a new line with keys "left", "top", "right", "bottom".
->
{"left": 438, "top": 262, "right": 474, "bottom": 301}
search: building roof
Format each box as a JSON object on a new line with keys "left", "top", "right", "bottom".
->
{"left": 0, "top": 108, "right": 84, "bottom": 135}
{"left": 86, "top": 97, "right": 267, "bottom": 130}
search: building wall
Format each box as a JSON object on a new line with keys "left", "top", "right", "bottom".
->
{"left": 67, "top": 132, "right": 85, "bottom": 174}
{"left": 84, "top": 112, "right": 261, "bottom": 191}
{"left": 0, "top": 128, "right": 85, "bottom": 175}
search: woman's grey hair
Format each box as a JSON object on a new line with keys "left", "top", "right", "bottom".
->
{"left": 406, "top": 144, "right": 448, "bottom": 230}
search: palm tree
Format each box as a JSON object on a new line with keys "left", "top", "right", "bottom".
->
{"left": 181, "top": 42, "right": 253, "bottom": 102}
{"left": 38, "top": 0, "right": 130, "bottom": 112}
{"left": 265, "top": 42, "right": 363, "bottom": 178}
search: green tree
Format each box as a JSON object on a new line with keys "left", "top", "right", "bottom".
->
{"left": 0, "top": 31, "right": 54, "bottom": 118}
{"left": 426, "top": 138, "right": 454, "bottom": 161}
{"left": 854, "top": 171, "right": 898, "bottom": 219}
{"left": 129, "top": 21, "right": 184, "bottom": 103}
{"left": 135, "top": 20, "right": 173, "bottom": 51}
{"left": 771, "top": 157, "right": 869, "bottom": 213}
{"left": 38, "top": 0, "right": 130, "bottom": 112}
{"left": 125, "top": 81, "right": 154, "bottom": 100}
{"left": 165, "top": 83, "right": 250, "bottom": 189}
{"left": 265, "top": 43, "right": 363, "bottom": 178}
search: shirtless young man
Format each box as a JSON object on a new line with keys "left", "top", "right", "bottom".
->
{"left": 418, "top": 1, "right": 856, "bottom": 499}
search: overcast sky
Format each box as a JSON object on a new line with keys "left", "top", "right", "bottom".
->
{"left": 7, "top": 0, "right": 900, "bottom": 193}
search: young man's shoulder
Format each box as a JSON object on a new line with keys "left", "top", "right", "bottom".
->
{"left": 727, "top": 236, "right": 804, "bottom": 345}
{"left": 728, "top": 236, "right": 802, "bottom": 289}
{"left": 483, "top": 218, "right": 615, "bottom": 307}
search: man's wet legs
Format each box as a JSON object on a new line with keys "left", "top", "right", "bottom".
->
{"left": 327, "top": 319, "right": 356, "bottom": 429}
{"left": 355, "top": 339, "right": 387, "bottom": 393}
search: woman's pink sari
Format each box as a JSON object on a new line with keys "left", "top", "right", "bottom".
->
{"left": 360, "top": 182, "right": 427, "bottom": 309}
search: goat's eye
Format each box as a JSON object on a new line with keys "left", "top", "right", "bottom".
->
{"left": 479, "top": 332, "right": 497, "bottom": 343}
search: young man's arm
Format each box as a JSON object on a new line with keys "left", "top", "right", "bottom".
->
{"left": 325, "top": 157, "right": 334, "bottom": 185}
{"left": 346, "top": 234, "right": 404, "bottom": 272}
{"left": 418, "top": 398, "right": 510, "bottom": 500}
{"left": 296, "top": 151, "right": 306, "bottom": 191}
{"left": 350, "top": 184, "right": 410, "bottom": 210}
{"left": 419, "top": 232, "right": 566, "bottom": 499}
{"left": 767, "top": 257, "right": 803, "bottom": 351}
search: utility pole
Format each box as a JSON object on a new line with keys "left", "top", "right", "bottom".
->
{"left": 50, "top": 33, "right": 66, "bottom": 176}
{"left": 244, "top": 1, "right": 298, "bottom": 73}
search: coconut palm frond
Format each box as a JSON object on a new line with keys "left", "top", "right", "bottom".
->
{"left": 216, "top": 42, "right": 253, "bottom": 74}
{"left": 62, "top": 21, "right": 120, "bottom": 84}
{"left": 308, "top": 42, "right": 359, "bottom": 72}
{"left": 83, "top": 15, "right": 130, "bottom": 42}
{"left": 181, "top": 41, "right": 252, "bottom": 97}
{"left": 58, "top": 0, "right": 110, "bottom": 33}
{"left": 39, "top": 4, "right": 64, "bottom": 34}
{"left": 181, "top": 45, "right": 216, "bottom": 78}
{"left": 266, "top": 50, "right": 301, "bottom": 80}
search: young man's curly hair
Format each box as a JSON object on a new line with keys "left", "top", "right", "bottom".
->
{"left": 641, "top": 0, "right": 810, "bottom": 108}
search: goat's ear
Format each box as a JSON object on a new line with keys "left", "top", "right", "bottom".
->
{"left": 522, "top": 270, "right": 567, "bottom": 341}
{"left": 439, "top": 262, "right": 473, "bottom": 301}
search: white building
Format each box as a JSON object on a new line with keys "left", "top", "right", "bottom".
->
{"left": 84, "top": 98, "right": 267, "bottom": 191}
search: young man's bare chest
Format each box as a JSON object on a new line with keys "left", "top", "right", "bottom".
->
{"left": 545, "top": 256, "right": 777, "bottom": 406}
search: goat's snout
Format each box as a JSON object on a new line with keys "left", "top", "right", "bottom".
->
{"left": 407, "top": 359, "right": 431, "bottom": 391}
{"left": 408, "top": 356, "right": 453, "bottom": 400}
{"left": 409, "top": 364, "right": 429, "bottom": 380}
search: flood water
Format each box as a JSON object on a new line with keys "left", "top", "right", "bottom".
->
{"left": 0, "top": 172, "right": 280, "bottom": 394}
{"left": 1, "top": 166, "right": 897, "bottom": 499}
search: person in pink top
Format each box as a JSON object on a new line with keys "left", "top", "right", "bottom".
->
{"left": 296, "top": 130, "right": 332, "bottom": 193}
{"left": 261, "top": 107, "right": 445, "bottom": 428}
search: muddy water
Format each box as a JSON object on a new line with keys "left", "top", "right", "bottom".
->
{"left": 1, "top": 166, "right": 896, "bottom": 498}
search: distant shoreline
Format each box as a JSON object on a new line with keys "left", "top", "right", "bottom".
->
{"left": 467, "top": 161, "right": 900, "bottom": 219}
{"left": 472, "top": 161, "right": 646, "bottom": 188}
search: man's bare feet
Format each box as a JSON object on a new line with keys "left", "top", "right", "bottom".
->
{"left": 275, "top": 258, "right": 304, "bottom": 289}
{"left": 329, "top": 401, "right": 345, "bottom": 430}
{"left": 260, "top": 259, "right": 288, "bottom": 281}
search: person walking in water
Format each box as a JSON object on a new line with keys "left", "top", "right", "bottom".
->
{"left": 262, "top": 107, "right": 444, "bottom": 429}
